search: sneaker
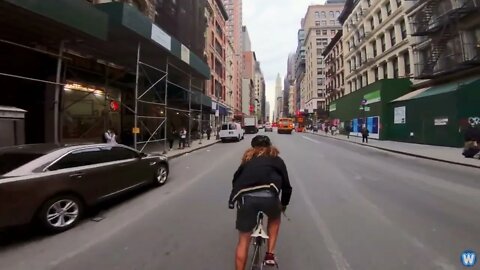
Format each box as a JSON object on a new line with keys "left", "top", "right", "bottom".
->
{"left": 263, "top": 252, "right": 277, "bottom": 266}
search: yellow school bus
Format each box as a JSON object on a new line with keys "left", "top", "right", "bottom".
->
{"left": 277, "top": 118, "right": 294, "bottom": 134}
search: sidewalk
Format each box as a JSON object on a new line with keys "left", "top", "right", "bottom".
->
{"left": 142, "top": 138, "right": 219, "bottom": 159}
{"left": 307, "top": 131, "right": 480, "bottom": 169}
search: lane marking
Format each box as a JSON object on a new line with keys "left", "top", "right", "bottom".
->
{"left": 291, "top": 168, "right": 352, "bottom": 270}
{"left": 302, "top": 136, "right": 320, "bottom": 144}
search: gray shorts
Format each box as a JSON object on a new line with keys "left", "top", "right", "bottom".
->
{"left": 236, "top": 191, "right": 281, "bottom": 232}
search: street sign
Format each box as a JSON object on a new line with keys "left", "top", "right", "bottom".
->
{"left": 132, "top": 127, "right": 140, "bottom": 134}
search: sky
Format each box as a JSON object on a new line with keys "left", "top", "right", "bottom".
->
{"left": 243, "top": 0, "right": 327, "bottom": 117}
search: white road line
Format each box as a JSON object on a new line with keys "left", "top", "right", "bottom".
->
{"left": 291, "top": 168, "right": 352, "bottom": 270}
{"left": 302, "top": 135, "right": 320, "bottom": 144}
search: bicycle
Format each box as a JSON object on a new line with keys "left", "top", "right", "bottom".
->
{"left": 249, "top": 211, "right": 279, "bottom": 270}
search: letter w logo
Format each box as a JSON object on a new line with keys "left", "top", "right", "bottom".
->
{"left": 461, "top": 250, "right": 477, "bottom": 267}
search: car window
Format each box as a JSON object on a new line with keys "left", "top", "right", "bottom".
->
{"left": 229, "top": 124, "right": 237, "bottom": 130}
{"left": 48, "top": 148, "right": 108, "bottom": 171}
{"left": 0, "top": 152, "right": 43, "bottom": 175}
{"left": 106, "top": 147, "right": 138, "bottom": 161}
{"left": 221, "top": 124, "right": 229, "bottom": 130}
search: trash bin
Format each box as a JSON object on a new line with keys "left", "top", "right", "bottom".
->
{"left": 0, "top": 106, "right": 27, "bottom": 147}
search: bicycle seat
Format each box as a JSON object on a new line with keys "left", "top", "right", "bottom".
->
{"left": 251, "top": 223, "right": 269, "bottom": 239}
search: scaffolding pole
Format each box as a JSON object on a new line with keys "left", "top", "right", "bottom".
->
{"left": 54, "top": 40, "right": 65, "bottom": 144}
{"left": 134, "top": 42, "right": 141, "bottom": 150}
{"left": 188, "top": 74, "right": 192, "bottom": 147}
{"left": 163, "top": 58, "right": 169, "bottom": 154}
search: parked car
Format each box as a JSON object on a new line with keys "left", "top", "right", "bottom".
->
{"left": 265, "top": 123, "right": 273, "bottom": 132}
{"left": 0, "top": 143, "right": 169, "bottom": 233}
{"left": 219, "top": 122, "right": 244, "bottom": 142}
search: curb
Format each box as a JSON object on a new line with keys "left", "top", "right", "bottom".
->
{"left": 166, "top": 140, "right": 220, "bottom": 160}
{"left": 307, "top": 132, "right": 480, "bottom": 169}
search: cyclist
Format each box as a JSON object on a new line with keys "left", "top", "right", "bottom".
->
{"left": 229, "top": 135, "right": 292, "bottom": 270}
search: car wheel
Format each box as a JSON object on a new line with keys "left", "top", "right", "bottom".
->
{"left": 38, "top": 195, "right": 83, "bottom": 233}
{"left": 236, "top": 135, "right": 240, "bottom": 142}
{"left": 153, "top": 163, "right": 169, "bottom": 186}
{"left": 221, "top": 138, "right": 226, "bottom": 143}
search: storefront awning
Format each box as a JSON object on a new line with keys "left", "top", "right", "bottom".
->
{"left": 95, "top": 2, "right": 210, "bottom": 79}
{"left": 191, "top": 90, "right": 213, "bottom": 109}
{"left": 2, "top": 0, "right": 108, "bottom": 41}
{"left": 391, "top": 77, "right": 480, "bottom": 102}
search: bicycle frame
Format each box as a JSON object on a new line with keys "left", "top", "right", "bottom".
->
{"left": 250, "top": 212, "right": 269, "bottom": 270}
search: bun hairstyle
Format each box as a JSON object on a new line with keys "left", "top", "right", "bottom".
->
{"left": 242, "top": 135, "right": 278, "bottom": 164}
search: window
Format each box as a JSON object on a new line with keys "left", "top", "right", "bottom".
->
{"left": 369, "top": 17, "right": 375, "bottom": 31}
{"left": 322, "top": 20, "right": 327, "bottom": 26}
{"left": 49, "top": 148, "right": 107, "bottom": 170}
{"left": 329, "top": 11, "right": 335, "bottom": 18}
{"left": 316, "top": 29, "right": 322, "bottom": 35}
{"left": 321, "top": 11, "right": 326, "bottom": 18}
{"left": 383, "top": 63, "right": 388, "bottom": 78}
{"left": 330, "top": 20, "right": 336, "bottom": 25}
{"left": 404, "top": 51, "right": 411, "bottom": 75}
{"left": 389, "top": 27, "right": 396, "bottom": 46}
{"left": 374, "top": 67, "right": 379, "bottom": 81}
{"left": 371, "top": 41, "right": 377, "bottom": 57}
{"left": 108, "top": 147, "right": 138, "bottom": 161}
{"left": 396, "top": 0, "right": 402, "bottom": 8}
{"left": 315, "top": 11, "right": 320, "bottom": 18}
{"left": 393, "top": 58, "right": 399, "bottom": 78}
{"left": 331, "top": 30, "right": 336, "bottom": 35}
{"left": 315, "top": 21, "right": 321, "bottom": 26}
{"left": 367, "top": 0, "right": 371, "bottom": 7}
{"left": 0, "top": 152, "right": 43, "bottom": 175}
{"left": 335, "top": 11, "right": 341, "bottom": 18}
{"left": 400, "top": 19, "right": 407, "bottom": 39}
{"left": 386, "top": 2, "right": 392, "bottom": 16}
{"left": 377, "top": 11, "right": 383, "bottom": 24}
{"left": 380, "top": 34, "right": 386, "bottom": 52}
{"left": 322, "top": 30, "right": 328, "bottom": 35}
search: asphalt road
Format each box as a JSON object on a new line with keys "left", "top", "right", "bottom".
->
{"left": 1, "top": 131, "right": 480, "bottom": 270}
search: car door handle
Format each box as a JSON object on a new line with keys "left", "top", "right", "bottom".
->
{"left": 69, "top": 172, "right": 84, "bottom": 179}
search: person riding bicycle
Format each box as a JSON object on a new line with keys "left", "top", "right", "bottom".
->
{"left": 229, "top": 135, "right": 292, "bottom": 270}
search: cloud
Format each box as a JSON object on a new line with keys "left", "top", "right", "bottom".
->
{"left": 243, "top": 0, "right": 326, "bottom": 116}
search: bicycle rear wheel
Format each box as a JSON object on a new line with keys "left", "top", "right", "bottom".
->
{"left": 250, "top": 237, "right": 263, "bottom": 270}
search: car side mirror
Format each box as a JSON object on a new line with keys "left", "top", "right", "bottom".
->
{"left": 138, "top": 152, "right": 148, "bottom": 159}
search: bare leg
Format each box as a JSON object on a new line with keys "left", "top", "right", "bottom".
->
{"left": 236, "top": 232, "right": 251, "bottom": 270}
{"left": 267, "top": 217, "right": 281, "bottom": 253}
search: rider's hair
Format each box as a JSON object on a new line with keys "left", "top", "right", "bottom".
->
{"left": 241, "top": 146, "right": 279, "bottom": 164}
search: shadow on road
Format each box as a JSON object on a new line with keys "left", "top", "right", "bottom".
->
{"left": 0, "top": 185, "right": 156, "bottom": 250}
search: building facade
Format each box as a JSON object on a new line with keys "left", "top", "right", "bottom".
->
{"left": 302, "top": 3, "right": 345, "bottom": 116}
{"left": 205, "top": 0, "right": 229, "bottom": 124}
{"left": 340, "top": 0, "right": 415, "bottom": 95}
{"left": 254, "top": 61, "right": 265, "bottom": 121}
{"left": 225, "top": 40, "right": 235, "bottom": 119}
{"left": 295, "top": 28, "right": 307, "bottom": 112}
{"left": 1, "top": 0, "right": 212, "bottom": 148}
{"left": 323, "top": 30, "right": 345, "bottom": 107}
{"left": 222, "top": 0, "right": 243, "bottom": 116}
{"left": 275, "top": 74, "right": 283, "bottom": 120}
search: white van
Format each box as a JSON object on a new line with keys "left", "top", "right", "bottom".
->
{"left": 219, "top": 122, "right": 244, "bottom": 142}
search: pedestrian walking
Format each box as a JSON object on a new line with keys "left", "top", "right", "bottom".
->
{"left": 206, "top": 125, "right": 212, "bottom": 140}
{"left": 179, "top": 128, "right": 187, "bottom": 149}
{"left": 345, "top": 124, "right": 351, "bottom": 139}
{"left": 324, "top": 125, "right": 329, "bottom": 135}
{"left": 167, "top": 127, "right": 176, "bottom": 150}
{"left": 331, "top": 125, "right": 337, "bottom": 136}
{"left": 361, "top": 126, "right": 369, "bottom": 143}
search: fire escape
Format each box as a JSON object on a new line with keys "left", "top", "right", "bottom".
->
{"left": 411, "top": 0, "right": 479, "bottom": 79}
